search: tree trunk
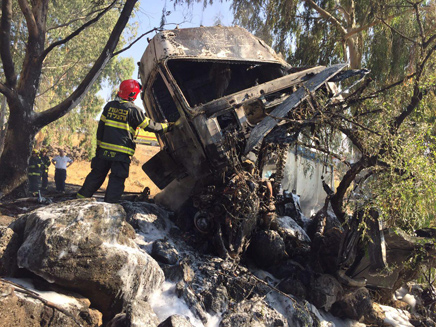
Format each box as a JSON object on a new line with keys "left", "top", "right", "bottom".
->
{"left": 0, "top": 0, "right": 138, "bottom": 198}
{"left": 347, "top": 35, "right": 362, "bottom": 69}
{"left": 0, "top": 105, "right": 37, "bottom": 198}
{"left": 0, "top": 96, "right": 7, "bottom": 156}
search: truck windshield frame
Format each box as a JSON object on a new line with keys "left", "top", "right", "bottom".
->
{"left": 165, "top": 59, "right": 287, "bottom": 109}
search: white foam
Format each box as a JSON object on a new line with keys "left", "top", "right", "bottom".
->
{"left": 5, "top": 278, "right": 82, "bottom": 309}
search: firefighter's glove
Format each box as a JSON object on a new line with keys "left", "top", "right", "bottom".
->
{"left": 164, "top": 122, "right": 175, "bottom": 133}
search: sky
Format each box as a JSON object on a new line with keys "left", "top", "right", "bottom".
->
{"left": 103, "top": 0, "right": 233, "bottom": 105}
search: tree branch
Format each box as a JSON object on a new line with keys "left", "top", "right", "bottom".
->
{"left": 0, "top": 83, "right": 13, "bottom": 98}
{"left": 113, "top": 27, "right": 158, "bottom": 56}
{"left": 37, "top": 59, "right": 81, "bottom": 98}
{"left": 378, "top": 15, "right": 418, "bottom": 45}
{"left": 47, "top": 4, "right": 108, "bottom": 31}
{"left": 34, "top": 0, "right": 138, "bottom": 128}
{"left": 303, "top": 0, "right": 347, "bottom": 36}
{"left": 344, "top": 9, "right": 414, "bottom": 40}
{"left": 0, "top": 0, "right": 17, "bottom": 87}
{"left": 413, "top": 2, "right": 425, "bottom": 45}
{"left": 334, "top": 113, "right": 381, "bottom": 136}
{"left": 40, "top": 0, "right": 117, "bottom": 63}
{"left": 297, "top": 141, "right": 352, "bottom": 168}
{"left": 17, "top": 0, "right": 38, "bottom": 39}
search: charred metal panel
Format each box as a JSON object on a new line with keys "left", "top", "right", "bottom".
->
{"left": 139, "top": 26, "right": 290, "bottom": 87}
{"left": 244, "top": 64, "right": 347, "bottom": 154}
{"left": 142, "top": 150, "right": 184, "bottom": 189}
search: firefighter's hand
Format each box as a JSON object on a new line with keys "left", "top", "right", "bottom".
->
{"left": 165, "top": 122, "right": 175, "bottom": 133}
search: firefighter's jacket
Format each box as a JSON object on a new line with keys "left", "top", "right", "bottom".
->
{"left": 41, "top": 155, "right": 51, "bottom": 174}
{"left": 96, "top": 99, "right": 169, "bottom": 162}
{"left": 28, "top": 156, "right": 42, "bottom": 176}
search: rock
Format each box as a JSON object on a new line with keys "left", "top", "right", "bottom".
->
{"left": 351, "top": 228, "right": 436, "bottom": 293}
{"left": 106, "top": 300, "right": 160, "bottom": 327}
{"left": 0, "top": 227, "right": 20, "bottom": 276}
{"left": 309, "top": 274, "right": 343, "bottom": 311}
{"left": 203, "top": 285, "right": 229, "bottom": 314}
{"left": 331, "top": 287, "right": 379, "bottom": 324}
{"left": 220, "top": 297, "right": 288, "bottom": 327}
{"left": 121, "top": 201, "right": 172, "bottom": 231}
{"left": 157, "top": 314, "right": 194, "bottom": 327}
{"left": 267, "top": 259, "right": 306, "bottom": 279}
{"left": 161, "top": 259, "right": 195, "bottom": 282}
{"left": 266, "top": 292, "right": 318, "bottom": 327}
{"left": 15, "top": 199, "right": 164, "bottom": 320}
{"left": 277, "top": 276, "right": 308, "bottom": 299}
{"left": 276, "top": 216, "right": 311, "bottom": 257}
{"left": 276, "top": 216, "right": 311, "bottom": 243}
{"left": 0, "top": 280, "right": 102, "bottom": 327}
{"left": 248, "top": 230, "right": 288, "bottom": 268}
{"left": 175, "top": 280, "right": 208, "bottom": 323}
{"left": 152, "top": 239, "right": 179, "bottom": 265}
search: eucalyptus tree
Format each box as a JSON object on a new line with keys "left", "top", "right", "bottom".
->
{"left": 36, "top": 1, "right": 137, "bottom": 155}
{"left": 284, "top": 2, "right": 436, "bottom": 229}
{"left": 230, "top": 0, "right": 421, "bottom": 73}
{"left": 0, "top": 0, "right": 138, "bottom": 197}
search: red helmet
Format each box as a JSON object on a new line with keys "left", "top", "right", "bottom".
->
{"left": 117, "top": 79, "right": 142, "bottom": 101}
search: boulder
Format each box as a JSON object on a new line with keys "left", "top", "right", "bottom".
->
{"left": 248, "top": 230, "right": 288, "bottom": 268}
{"left": 0, "top": 280, "right": 102, "bottom": 327}
{"left": 157, "top": 314, "right": 194, "bottom": 327}
{"left": 331, "top": 287, "right": 379, "bottom": 324}
{"left": 309, "top": 274, "right": 343, "bottom": 311}
{"left": 152, "top": 239, "right": 179, "bottom": 265}
{"left": 266, "top": 292, "right": 318, "bottom": 327}
{"left": 202, "top": 285, "right": 229, "bottom": 314}
{"left": 121, "top": 201, "right": 172, "bottom": 232}
{"left": 276, "top": 216, "right": 311, "bottom": 243}
{"left": 276, "top": 216, "right": 311, "bottom": 257}
{"left": 15, "top": 199, "right": 164, "bottom": 320}
{"left": 0, "top": 227, "right": 20, "bottom": 276}
{"left": 220, "top": 297, "right": 288, "bottom": 327}
{"left": 106, "top": 300, "right": 160, "bottom": 327}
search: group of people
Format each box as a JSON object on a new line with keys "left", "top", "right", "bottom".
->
{"left": 28, "top": 148, "right": 74, "bottom": 196}
{"left": 28, "top": 79, "right": 169, "bottom": 202}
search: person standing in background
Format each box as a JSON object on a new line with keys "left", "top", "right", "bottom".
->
{"left": 40, "top": 149, "right": 51, "bottom": 191}
{"left": 28, "top": 149, "right": 42, "bottom": 197}
{"left": 52, "top": 149, "right": 73, "bottom": 193}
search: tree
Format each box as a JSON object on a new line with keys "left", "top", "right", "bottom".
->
{"left": 31, "top": 1, "right": 137, "bottom": 156}
{"left": 0, "top": 0, "right": 138, "bottom": 198}
{"left": 281, "top": 2, "right": 436, "bottom": 229}
{"left": 230, "top": 0, "right": 420, "bottom": 71}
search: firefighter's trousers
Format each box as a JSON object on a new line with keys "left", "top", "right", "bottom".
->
{"left": 77, "top": 156, "right": 129, "bottom": 203}
{"left": 28, "top": 175, "right": 40, "bottom": 196}
{"left": 41, "top": 172, "right": 48, "bottom": 190}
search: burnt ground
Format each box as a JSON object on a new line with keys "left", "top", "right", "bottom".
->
{"left": 0, "top": 181, "right": 80, "bottom": 221}
{"left": 0, "top": 180, "right": 147, "bottom": 225}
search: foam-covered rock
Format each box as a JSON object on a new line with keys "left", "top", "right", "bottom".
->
{"left": 15, "top": 199, "right": 164, "bottom": 320}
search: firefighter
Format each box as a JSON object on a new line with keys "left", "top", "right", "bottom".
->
{"left": 77, "top": 79, "right": 172, "bottom": 203}
{"left": 40, "top": 149, "right": 51, "bottom": 191}
{"left": 28, "top": 149, "right": 42, "bottom": 196}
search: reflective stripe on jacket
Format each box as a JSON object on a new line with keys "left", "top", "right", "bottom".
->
{"left": 28, "top": 156, "right": 42, "bottom": 176}
{"left": 96, "top": 99, "right": 168, "bottom": 159}
{"left": 41, "top": 156, "right": 51, "bottom": 173}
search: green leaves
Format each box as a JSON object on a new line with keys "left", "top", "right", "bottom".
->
{"left": 33, "top": 0, "right": 136, "bottom": 152}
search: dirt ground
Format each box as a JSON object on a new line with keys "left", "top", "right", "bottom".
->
{"left": 47, "top": 144, "right": 161, "bottom": 195}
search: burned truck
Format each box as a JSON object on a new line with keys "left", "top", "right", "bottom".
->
{"left": 137, "top": 26, "right": 353, "bottom": 257}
